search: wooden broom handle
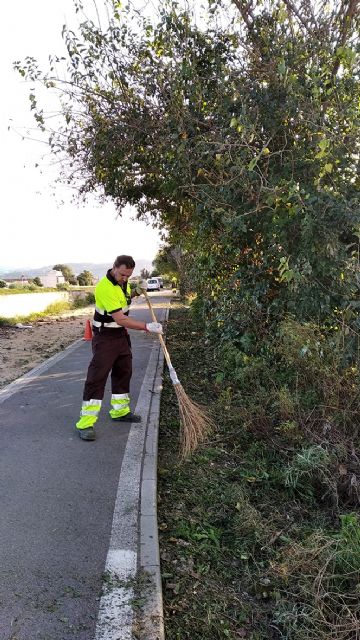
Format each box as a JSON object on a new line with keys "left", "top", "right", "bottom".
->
{"left": 143, "top": 292, "right": 172, "bottom": 369}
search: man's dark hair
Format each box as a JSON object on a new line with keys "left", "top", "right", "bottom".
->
{"left": 114, "top": 255, "right": 135, "bottom": 269}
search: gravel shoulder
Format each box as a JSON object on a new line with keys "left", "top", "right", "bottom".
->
{"left": 0, "top": 306, "right": 93, "bottom": 389}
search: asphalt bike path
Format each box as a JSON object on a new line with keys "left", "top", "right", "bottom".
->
{"left": 0, "top": 293, "right": 168, "bottom": 640}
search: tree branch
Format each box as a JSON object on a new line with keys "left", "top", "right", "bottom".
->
{"left": 331, "top": 0, "right": 359, "bottom": 78}
{"left": 282, "top": 0, "right": 312, "bottom": 32}
{"left": 231, "top": 0, "right": 255, "bottom": 30}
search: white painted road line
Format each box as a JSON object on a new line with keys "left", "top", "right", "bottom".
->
{"left": 94, "top": 339, "right": 162, "bottom": 640}
{"left": 94, "top": 550, "right": 137, "bottom": 640}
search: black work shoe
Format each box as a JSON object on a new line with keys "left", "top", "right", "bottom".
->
{"left": 77, "top": 427, "right": 96, "bottom": 441}
{"left": 112, "top": 412, "right": 142, "bottom": 423}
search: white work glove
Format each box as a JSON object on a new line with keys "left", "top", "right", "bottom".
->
{"left": 135, "top": 279, "right": 148, "bottom": 295}
{"left": 145, "top": 322, "right": 163, "bottom": 334}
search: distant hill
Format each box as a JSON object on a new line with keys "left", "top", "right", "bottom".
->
{"left": 0, "top": 259, "right": 154, "bottom": 280}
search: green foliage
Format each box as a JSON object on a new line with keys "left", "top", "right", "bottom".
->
{"left": 284, "top": 445, "right": 332, "bottom": 500}
{"left": 0, "top": 280, "right": 7, "bottom": 288}
{"left": 0, "top": 286, "right": 60, "bottom": 295}
{"left": 77, "top": 270, "right": 94, "bottom": 286}
{"left": 32, "top": 276, "right": 43, "bottom": 287}
{"left": 271, "top": 514, "right": 360, "bottom": 639}
{"left": 38, "top": 301, "right": 71, "bottom": 316}
{"left": 72, "top": 291, "right": 95, "bottom": 307}
{"left": 53, "top": 263, "right": 77, "bottom": 285}
{"left": 152, "top": 245, "right": 179, "bottom": 281}
{"left": 18, "top": 0, "right": 360, "bottom": 331}
{"left": 159, "top": 306, "right": 360, "bottom": 639}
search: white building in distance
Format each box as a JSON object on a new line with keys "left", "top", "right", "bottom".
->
{"left": 40, "top": 270, "right": 65, "bottom": 287}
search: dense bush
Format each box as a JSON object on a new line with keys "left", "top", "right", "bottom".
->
{"left": 19, "top": 0, "right": 359, "bottom": 333}
{"left": 72, "top": 292, "right": 95, "bottom": 308}
{"left": 85, "top": 292, "right": 95, "bottom": 305}
{"left": 77, "top": 270, "right": 94, "bottom": 286}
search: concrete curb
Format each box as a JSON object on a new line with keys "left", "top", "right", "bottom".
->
{"left": 94, "top": 338, "right": 163, "bottom": 640}
{"left": 137, "top": 315, "right": 167, "bottom": 640}
{"left": 94, "top": 311, "right": 168, "bottom": 640}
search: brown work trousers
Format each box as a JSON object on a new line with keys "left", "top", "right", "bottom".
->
{"left": 83, "top": 330, "right": 132, "bottom": 401}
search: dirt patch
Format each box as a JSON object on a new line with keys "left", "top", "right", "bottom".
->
{"left": 0, "top": 307, "right": 93, "bottom": 389}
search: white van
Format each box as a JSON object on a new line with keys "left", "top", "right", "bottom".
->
{"left": 146, "top": 277, "right": 161, "bottom": 292}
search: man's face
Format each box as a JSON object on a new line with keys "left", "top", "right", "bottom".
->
{"left": 112, "top": 264, "right": 134, "bottom": 284}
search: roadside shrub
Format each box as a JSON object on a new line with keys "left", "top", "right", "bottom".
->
{"left": 71, "top": 292, "right": 95, "bottom": 308}
{"left": 85, "top": 292, "right": 95, "bottom": 304}
{"left": 215, "top": 317, "right": 360, "bottom": 431}
{"left": 275, "top": 386, "right": 297, "bottom": 420}
{"left": 0, "top": 280, "right": 6, "bottom": 288}
{"left": 272, "top": 514, "right": 360, "bottom": 639}
{"left": 207, "top": 313, "right": 360, "bottom": 513}
{"left": 72, "top": 297, "right": 86, "bottom": 308}
{"left": 41, "top": 301, "right": 71, "bottom": 315}
{"left": 283, "top": 445, "right": 336, "bottom": 504}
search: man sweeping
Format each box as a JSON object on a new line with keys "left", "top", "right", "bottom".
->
{"left": 75, "top": 255, "right": 163, "bottom": 441}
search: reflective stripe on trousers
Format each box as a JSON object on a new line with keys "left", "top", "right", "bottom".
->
{"left": 76, "top": 399, "right": 102, "bottom": 430}
{"left": 109, "top": 393, "right": 130, "bottom": 419}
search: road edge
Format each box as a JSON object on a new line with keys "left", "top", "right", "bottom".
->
{"left": 0, "top": 338, "right": 84, "bottom": 404}
{"left": 94, "top": 309, "right": 168, "bottom": 640}
{"left": 137, "top": 309, "right": 167, "bottom": 640}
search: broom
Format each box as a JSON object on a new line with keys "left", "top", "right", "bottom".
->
{"left": 143, "top": 291, "right": 214, "bottom": 458}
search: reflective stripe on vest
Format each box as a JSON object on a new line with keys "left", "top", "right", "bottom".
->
{"left": 95, "top": 305, "right": 130, "bottom": 314}
{"left": 93, "top": 319, "right": 120, "bottom": 329}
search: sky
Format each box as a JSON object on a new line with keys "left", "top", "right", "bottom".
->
{"left": 0, "top": 0, "right": 162, "bottom": 271}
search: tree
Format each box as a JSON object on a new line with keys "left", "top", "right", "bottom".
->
{"left": 152, "top": 245, "right": 178, "bottom": 278}
{"left": 152, "top": 244, "right": 189, "bottom": 296}
{"left": 20, "top": 0, "right": 360, "bottom": 331}
{"left": 0, "top": 280, "right": 7, "bottom": 288}
{"left": 32, "top": 276, "right": 43, "bottom": 287}
{"left": 53, "top": 264, "right": 77, "bottom": 285}
{"left": 140, "top": 268, "right": 150, "bottom": 279}
{"left": 77, "top": 270, "right": 94, "bottom": 286}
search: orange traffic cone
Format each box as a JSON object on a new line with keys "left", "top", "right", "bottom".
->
{"left": 83, "top": 319, "right": 93, "bottom": 341}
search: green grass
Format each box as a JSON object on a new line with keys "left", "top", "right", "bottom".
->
{"left": 0, "top": 287, "right": 59, "bottom": 295}
{"left": 0, "top": 285, "right": 95, "bottom": 295}
{"left": 158, "top": 305, "right": 360, "bottom": 640}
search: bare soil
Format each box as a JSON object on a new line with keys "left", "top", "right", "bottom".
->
{"left": 0, "top": 307, "right": 93, "bottom": 389}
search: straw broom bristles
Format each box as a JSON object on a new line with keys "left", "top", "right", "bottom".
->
{"left": 173, "top": 381, "right": 214, "bottom": 458}
{"left": 143, "top": 292, "right": 214, "bottom": 458}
